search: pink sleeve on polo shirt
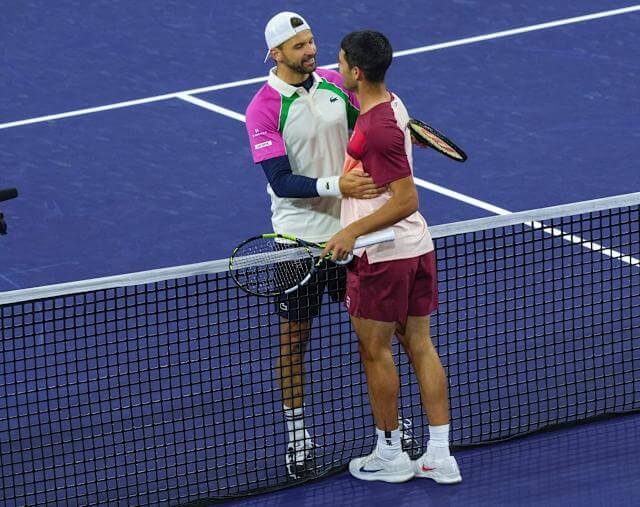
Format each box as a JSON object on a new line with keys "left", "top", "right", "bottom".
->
{"left": 245, "top": 85, "right": 287, "bottom": 164}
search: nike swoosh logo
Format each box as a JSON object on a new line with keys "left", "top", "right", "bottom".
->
{"left": 420, "top": 465, "right": 436, "bottom": 472}
{"left": 359, "top": 466, "right": 384, "bottom": 473}
{"left": 330, "top": 97, "right": 338, "bottom": 102}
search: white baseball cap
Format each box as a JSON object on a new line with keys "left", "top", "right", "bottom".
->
{"left": 263, "top": 11, "right": 311, "bottom": 63}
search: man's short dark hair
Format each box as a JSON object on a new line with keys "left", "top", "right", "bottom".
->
{"left": 340, "top": 30, "right": 393, "bottom": 83}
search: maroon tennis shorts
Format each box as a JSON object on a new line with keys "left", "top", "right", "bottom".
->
{"left": 344, "top": 250, "right": 438, "bottom": 324}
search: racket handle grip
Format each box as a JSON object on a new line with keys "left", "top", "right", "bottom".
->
{"left": 333, "top": 229, "right": 396, "bottom": 265}
{"left": 334, "top": 253, "right": 353, "bottom": 265}
{"left": 353, "top": 229, "right": 395, "bottom": 249}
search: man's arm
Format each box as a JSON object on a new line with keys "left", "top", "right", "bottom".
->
{"left": 261, "top": 155, "right": 386, "bottom": 199}
{"left": 261, "top": 156, "right": 318, "bottom": 198}
{"left": 321, "top": 175, "right": 418, "bottom": 260}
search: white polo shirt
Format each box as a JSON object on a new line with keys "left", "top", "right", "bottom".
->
{"left": 245, "top": 68, "right": 359, "bottom": 243}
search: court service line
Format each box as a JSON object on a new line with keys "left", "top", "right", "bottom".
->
{"left": 1, "top": 4, "right": 639, "bottom": 131}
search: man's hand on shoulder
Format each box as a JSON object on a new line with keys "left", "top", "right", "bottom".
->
{"left": 339, "top": 170, "right": 386, "bottom": 199}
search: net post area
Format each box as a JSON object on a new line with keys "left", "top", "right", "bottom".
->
{"left": 1, "top": 192, "right": 639, "bottom": 505}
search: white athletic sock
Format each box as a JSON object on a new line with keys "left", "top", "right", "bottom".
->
{"left": 376, "top": 427, "right": 402, "bottom": 461}
{"left": 427, "top": 424, "right": 451, "bottom": 460}
{"left": 284, "top": 404, "right": 308, "bottom": 445}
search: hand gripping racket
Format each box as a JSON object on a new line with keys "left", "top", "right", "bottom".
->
{"left": 229, "top": 229, "right": 395, "bottom": 297}
{"left": 408, "top": 118, "right": 467, "bottom": 162}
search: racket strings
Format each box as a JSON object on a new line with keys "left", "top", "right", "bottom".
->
{"left": 413, "top": 125, "right": 461, "bottom": 159}
{"left": 408, "top": 120, "right": 467, "bottom": 162}
{"left": 232, "top": 238, "right": 314, "bottom": 294}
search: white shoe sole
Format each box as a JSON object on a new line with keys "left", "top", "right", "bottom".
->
{"left": 415, "top": 470, "right": 462, "bottom": 484}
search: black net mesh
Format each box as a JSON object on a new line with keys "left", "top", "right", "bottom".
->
{"left": 1, "top": 202, "right": 639, "bottom": 505}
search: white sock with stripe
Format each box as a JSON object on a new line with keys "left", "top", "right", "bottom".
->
{"left": 376, "top": 427, "right": 402, "bottom": 461}
{"left": 284, "top": 404, "right": 309, "bottom": 445}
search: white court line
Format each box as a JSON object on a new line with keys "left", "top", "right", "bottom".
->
{"left": 0, "top": 93, "right": 180, "bottom": 130}
{"left": 530, "top": 222, "right": 640, "bottom": 266}
{"left": 392, "top": 5, "right": 640, "bottom": 58}
{"left": 413, "top": 178, "right": 640, "bottom": 267}
{"left": 1, "top": 5, "right": 639, "bottom": 130}
{"left": 176, "top": 94, "right": 246, "bottom": 122}
{"left": 414, "top": 177, "right": 512, "bottom": 215}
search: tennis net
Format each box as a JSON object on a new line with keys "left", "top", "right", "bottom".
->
{"left": 1, "top": 193, "right": 639, "bottom": 505}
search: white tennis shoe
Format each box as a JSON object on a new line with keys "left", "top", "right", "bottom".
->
{"left": 286, "top": 438, "right": 317, "bottom": 480}
{"left": 349, "top": 449, "right": 414, "bottom": 483}
{"left": 414, "top": 454, "right": 462, "bottom": 484}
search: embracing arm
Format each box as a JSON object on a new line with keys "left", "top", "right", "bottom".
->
{"left": 260, "top": 155, "right": 386, "bottom": 199}
{"left": 261, "top": 156, "right": 318, "bottom": 198}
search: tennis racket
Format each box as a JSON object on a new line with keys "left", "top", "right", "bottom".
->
{"left": 408, "top": 118, "right": 467, "bottom": 162}
{"left": 229, "top": 229, "right": 395, "bottom": 297}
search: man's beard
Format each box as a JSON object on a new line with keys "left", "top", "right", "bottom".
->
{"left": 283, "top": 55, "right": 316, "bottom": 75}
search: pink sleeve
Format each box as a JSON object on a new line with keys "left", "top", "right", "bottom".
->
{"left": 245, "top": 96, "right": 287, "bottom": 164}
{"left": 365, "top": 124, "right": 412, "bottom": 186}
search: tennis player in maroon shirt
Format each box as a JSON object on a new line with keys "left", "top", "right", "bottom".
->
{"left": 322, "top": 30, "right": 462, "bottom": 484}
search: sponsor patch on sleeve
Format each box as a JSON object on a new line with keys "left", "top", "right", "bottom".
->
{"left": 254, "top": 140, "right": 273, "bottom": 150}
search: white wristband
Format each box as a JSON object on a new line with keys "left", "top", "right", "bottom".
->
{"left": 316, "top": 176, "right": 342, "bottom": 197}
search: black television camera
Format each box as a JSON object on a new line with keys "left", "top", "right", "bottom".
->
{"left": 0, "top": 188, "right": 18, "bottom": 235}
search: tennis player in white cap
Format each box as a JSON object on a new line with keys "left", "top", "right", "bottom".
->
{"left": 244, "top": 12, "right": 423, "bottom": 480}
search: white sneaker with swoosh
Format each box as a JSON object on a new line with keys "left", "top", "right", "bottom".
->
{"left": 286, "top": 438, "right": 317, "bottom": 480}
{"left": 349, "top": 449, "right": 414, "bottom": 482}
{"left": 414, "top": 455, "right": 462, "bottom": 484}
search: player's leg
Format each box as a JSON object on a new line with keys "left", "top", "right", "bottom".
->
{"left": 396, "top": 316, "right": 460, "bottom": 483}
{"left": 278, "top": 314, "right": 316, "bottom": 479}
{"left": 347, "top": 316, "right": 414, "bottom": 483}
{"left": 276, "top": 267, "right": 328, "bottom": 479}
{"left": 278, "top": 316, "right": 310, "bottom": 412}
{"left": 395, "top": 249, "right": 461, "bottom": 484}
{"left": 397, "top": 316, "right": 449, "bottom": 425}
{"left": 355, "top": 317, "right": 399, "bottom": 430}
{"left": 278, "top": 317, "right": 310, "bottom": 410}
